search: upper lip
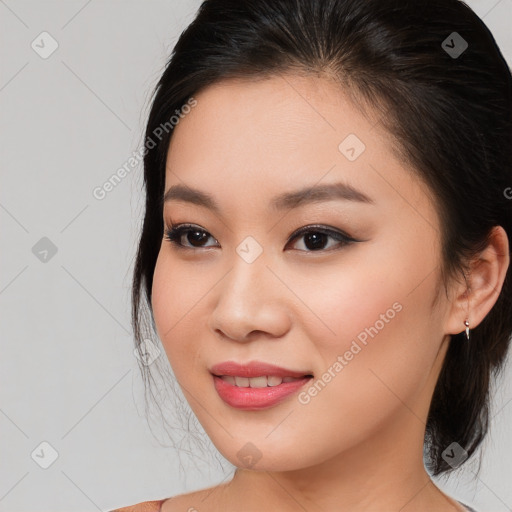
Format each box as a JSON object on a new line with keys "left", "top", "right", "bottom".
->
{"left": 210, "top": 361, "right": 313, "bottom": 378}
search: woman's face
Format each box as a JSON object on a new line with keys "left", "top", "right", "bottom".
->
{"left": 151, "top": 74, "right": 456, "bottom": 472}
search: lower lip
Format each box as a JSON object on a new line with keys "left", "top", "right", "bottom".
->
{"left": 212, "top": 375, "right": 312, "bottom": 410}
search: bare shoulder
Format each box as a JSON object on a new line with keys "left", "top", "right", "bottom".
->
{"left": 161, "top": 483, "right": 230, "bottom": 512}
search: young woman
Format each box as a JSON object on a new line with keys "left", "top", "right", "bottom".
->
{"left": 112, "top": 0, "right": 512, "bottom": 510}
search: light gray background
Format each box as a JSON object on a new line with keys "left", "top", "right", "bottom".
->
{"left": 1, "top": 1, "right": 511, "bottom": 511}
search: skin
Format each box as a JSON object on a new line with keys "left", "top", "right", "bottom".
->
{"left": 151, "top": 73, "right": 509, "bottom": 512}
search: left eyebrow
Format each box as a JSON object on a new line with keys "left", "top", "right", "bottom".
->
{"left": 270, "top": 182, "right": 374, "bottom": 210}
{"left": 162, "top": 181, "right": 374, "bottom": 212}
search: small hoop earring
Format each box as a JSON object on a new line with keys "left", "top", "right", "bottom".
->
{"left": 464, "top": 319, "right": 470, "bottom": 341}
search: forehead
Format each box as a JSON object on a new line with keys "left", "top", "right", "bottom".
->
{"left": 167, "top": 74, "right": 378, "bottom": 173}
{"left": 163, "top": 74, "right": 434, "bottom": 224}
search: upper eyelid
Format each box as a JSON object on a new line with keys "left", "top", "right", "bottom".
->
{"left": 165, "top": 223, "right": 350, "bottom": 237}
{"left": 288, "top": 224, "right": 354, "bottom": 240}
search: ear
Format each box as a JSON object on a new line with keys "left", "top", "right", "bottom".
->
{"left": 444, "top": 226, "right": 510, "bottom": 336}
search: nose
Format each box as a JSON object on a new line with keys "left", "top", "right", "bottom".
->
{"left": 208, "top": 255, "right": 292, "bottom": 343}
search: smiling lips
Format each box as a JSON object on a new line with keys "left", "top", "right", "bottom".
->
{"left": 210, "top": 361, "right": 313, "bottom": 410}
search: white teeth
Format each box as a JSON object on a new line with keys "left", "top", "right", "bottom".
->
{"left": 267, "top": 376, "right": 283, "bottom": 387}
{"left": 220, "top": 375, "right": 300, "bottom": 387}
{"left": 234, "top": 376, "right": 250, "bottom": 387}
{"left": 249, "top": 376, "right": 268, "bottom": 388}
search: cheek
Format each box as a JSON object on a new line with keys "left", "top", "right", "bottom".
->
{"left": 151, "top": 250, "right": 206, "bottom": 376}
{"left": 299, "top": 245, "right": 436, "bottom": 356}
{"left": 297, "top": 239, "right": 444, "bottom": 405}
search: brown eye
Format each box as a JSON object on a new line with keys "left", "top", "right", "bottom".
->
{"left": 287, "top": 225, "right": 356, "bottom": 252}
{"left": 164, "top": 224, "right": 219, "bottom": 249}
{"left": 185, "top": 229, "right": 210, "bottom": 247}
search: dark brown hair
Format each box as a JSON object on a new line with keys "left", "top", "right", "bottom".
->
{"left": 132, "top": 0, "right": 512, "bottom": 475}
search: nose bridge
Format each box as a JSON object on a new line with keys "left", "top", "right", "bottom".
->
{"left": 226, "top": 233, "right": 270, "bottom": 300}
{"left": 222, "top": 246, "right": 271, "bottom": 315}
{"left": 209, "top": 243, "right": 290, "bottom": 341}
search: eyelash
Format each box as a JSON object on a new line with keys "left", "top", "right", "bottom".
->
{"left": 163, "top": 223, "right": 358, "bottom": 253}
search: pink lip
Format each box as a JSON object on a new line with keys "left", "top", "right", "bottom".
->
{"left": 210, "top": 361, "right": 313, "bottom": 410}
